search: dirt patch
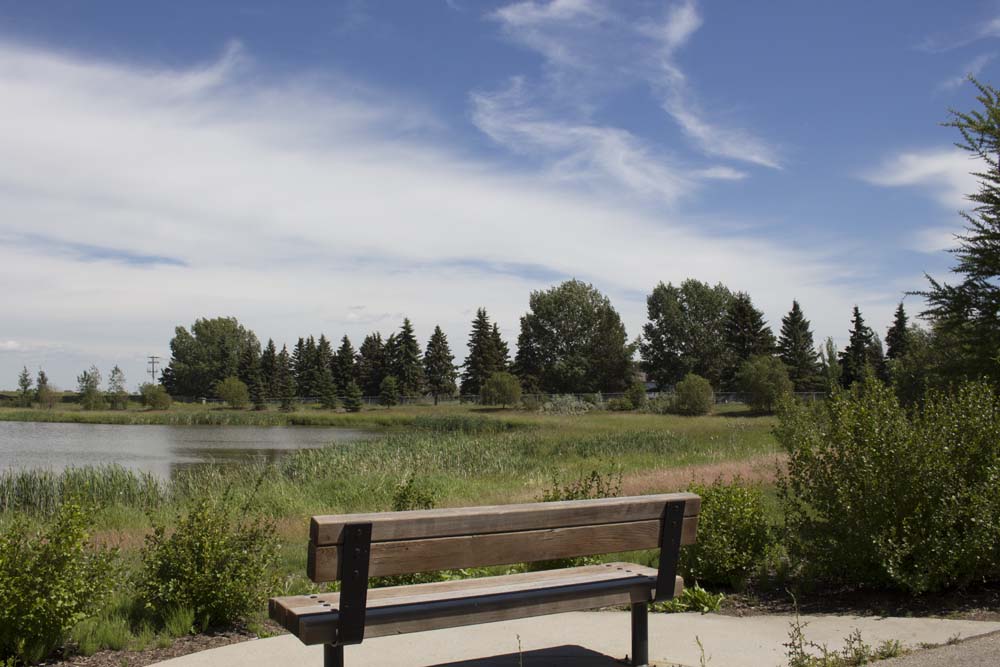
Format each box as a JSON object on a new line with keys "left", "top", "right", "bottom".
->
{"left": 621, "top": 454, "right": 786, "bottom": 495}
{"left": 41, "top": 629, "right": 258, "bottom": 667}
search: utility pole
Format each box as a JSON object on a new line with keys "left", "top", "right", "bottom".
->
{"left": 147, "top": 355, "right": 160, "bottom": 384}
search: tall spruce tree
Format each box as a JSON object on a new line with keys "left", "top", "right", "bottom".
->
{"left": 885, "top": 303, "right": 911, "bottom": 361}
{"left": 291, "top": 337, "right": 307, "bottom": 397}
{"left": 391, "top": 319, "right": 424, "bottom": 396}
{"left": 239, "top": 344, "right": 266, "bottom": 410}
{"left": 276, "top": 345, "right": 296, "bottom": 412}
{"left": 777, "top": 301, "right": 821, "bottom": 391}
{"left": 461, "top": 309, "right": 507, "bottom": 395}
{"left": 423, "top": 325, "right": 457, "bottom": 405}
{"left": 838, "top": 306, "right": 887, "bottom": 387}
{"left": 260, "top": 339, "right": 278, "bottom": 399}
{"left": 917, "top": 80, "right": 1000, "bottom": 385}
{"left": 357, "top": 333, "right": 386, "bottom": 396}
{"left": 16, "top": 366, "right": 32, "bottom": 408}
{"left": 316, "top": 335, "right": 335, "bottom": 382}
{"left": 723, "top": 292, "right": 776, "bottom": 386}
{"left": 333, "top": 335, "right": 358, "bottom": 394}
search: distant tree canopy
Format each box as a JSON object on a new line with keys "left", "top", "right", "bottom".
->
{"left": 514, "top": 280, "right": 634, "bottom": 394}
{"left": 163, "top": 317, "right": 260, "bottom": 397}
{"left": 640, "top": 279, "right": 733, "bottom": 389}
{"left": 722, "top": 292, "right": 775, "bottom": 388}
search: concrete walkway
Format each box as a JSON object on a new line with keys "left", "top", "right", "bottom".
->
{"left": 151, "top": 612, "right": 1000, "bottom": 667}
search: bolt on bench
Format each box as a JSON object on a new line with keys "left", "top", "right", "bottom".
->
{"left": 269, "top": 492, "right": 700, "bottom": 667}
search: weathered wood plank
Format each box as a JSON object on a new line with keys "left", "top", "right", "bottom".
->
{"left": 276, "top": 568, "right": 683, "bottom": 644}
{"left": 308, "top": 516, "right": 697, "bottom": 581}
{"left": 311, "top": 493, "right": 700, "bottom": 545}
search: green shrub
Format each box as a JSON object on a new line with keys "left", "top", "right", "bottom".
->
{"left": 737, "top": 355, "right": 793, "bottom": 413}
{"left": 777, "top": 378, "right": 1000, "bottom": 592}
{"left": 680, "top": 479, "right": 771, "bottom": 589}
{"left": 606, "top": 397, "right": 634, "bottom": 411}
{"left": 342, "top": 380, "right": 364, "bottom": 412}
{"left": 391, "top": 475, "right": 438, "bottom": 511}
{"left": 521, "top": 395, "right": 542, "bottom": 411}
{"left": 480, "top": 372, "right": 522, "bottom": 408}
{"left": 215, "top": 377, "right": 249, "bottom": 409}
{"left": 625, "top": 382, "right": 648, "bottom": 409}
{"left": 379, "top": 376, "right": 399, "bottom": 408}
{"left": 0, "top": 503, "right": 117, "bottom": 664}
{"left": 673, "top": 374, "right": 714, "bottom": 415}
{"left": 652, "top": 583, "right": 724, "bottom": 613}
{"left": 137, "top": 498, "right": 279, "bottom": 630}
{"left": 140, "top": 383, "right": 172, "bottom": 410}
{"left": 644, "top": 395, "right": 673, "bottom": 414}
{"left": 533, "top": 470, "right": 621, "bottom": 571}
{"left": 541, "top": 394, "right": 595, "bottom": 415}
{"left": 162, "top": 606, "right": 196, "bottom": 638}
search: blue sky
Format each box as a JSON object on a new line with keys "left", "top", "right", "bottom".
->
{"left": 0, "top": 0, "right": 995, "bottom": 388}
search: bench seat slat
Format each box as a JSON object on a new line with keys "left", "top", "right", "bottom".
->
{"left": 309, "top": 516, "right": 697, "bottom": 581}
{"left": 270, "top": 562, "right": 680, "bottom": 645}
{"left": 310, "top": 493, "right": 700, "bottom": 545}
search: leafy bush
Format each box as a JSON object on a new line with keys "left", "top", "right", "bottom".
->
{"left": 673, "top": 374, "right": 714, "bottom": 415}
{"left": 140, "top": 383, "right": 173, "bottom": 410}
{"left": 644, "top": 395, "right": 673, "bottom": 414}
{"left": 215, "top": 377, "right": 249, "bottom": 409}
{"left": 0, "top": 503, "right": 116, "bottom": 664}
{"left": 521, "top": 395, "right": 542, "bottom": 411}
{"left": 77, "top": 366, "right": 106, "bottom": 411}
{"left": 480, "top": 372, "right": 522, "bottom": 408}
{"left": 392, "top": 475, "right": 438, "bottom": 511}
{"left": 777, "top": 379, "right": 1000, "bottom": 592}
{"left": 540, "top": 469, "right": 622, "bottom": 502}
{"left": 541, "top": 394, "right": 595, "bottom": 415}
{"left": 624, "top": 382, "right": 648, "bottom": 409}
{"left": 680, "top": 479, "right": 771, "bottom": 589}
{"left": 737, "top": 355, "right": 793, "bottom": 413}
{"left": 606, "top": 397, "right": 634, "bottom": 411}
{"left": 137, "top": 498, "right": 279, "bottom": 630}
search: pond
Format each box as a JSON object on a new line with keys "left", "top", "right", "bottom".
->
{"left": 0, "top": 421, "right": 374, "bottom": 478}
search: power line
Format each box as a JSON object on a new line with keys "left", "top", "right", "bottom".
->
{"left": 147, "top": 355, "right": 160, "bottom": 383}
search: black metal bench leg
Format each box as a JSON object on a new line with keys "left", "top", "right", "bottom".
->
{"left": 631, "top": 602, "right": 649, "bottom": 667}
{"left": 324, "top": 644, "right": 344, "bottom": 667}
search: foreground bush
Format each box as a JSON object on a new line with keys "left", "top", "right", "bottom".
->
{"left": 679, "top": 479, "right": 771, "bottom": 589}
{"left": 0, "top": 504, "right": 116, "bottom": 664}
{"left": 777, "top": 379, "right": 1000, "bottom": 592}
{"left": 140, "top": 383, "right": 173, "bottom": 410}
{"left": 480, "top": 372, "right": 522, "bottom": 408}
{"left": 138, "top": 498, "right": 279, "bottom": 630}
{"left": 737, "top": 355, "right": 793, "bottom": 413}
{"left": 673, "top": 374, "right": 714, "bottom": 415}
{"left": 215, "top": 377, "right": 249, "bottom": 409}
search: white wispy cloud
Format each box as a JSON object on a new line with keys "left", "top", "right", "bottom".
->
{"left": 0, "top": 40, "right": 886, "bottom": 387}
{"left": 484, "top": 0, "right": 782, "bottom": 172}
{"left": 862, "top": 148, "right": 980, "bottom": 210}
{"left": 938, "top": 53, "right": 995, "bottom": 91}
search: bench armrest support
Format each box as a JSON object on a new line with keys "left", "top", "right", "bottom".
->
{"left": 654, "top": 500, "right": 686, "bottom": 601}
{"left": 337, "top": 522, "right": 373, "bottom": 646}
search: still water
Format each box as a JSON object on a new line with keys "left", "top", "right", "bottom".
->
{"left": 0, "top": 421, "right": 373, "bottom": 478}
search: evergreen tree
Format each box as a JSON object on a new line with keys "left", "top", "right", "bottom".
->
{"left": 316, "top": 365, "right": 338, "bottom": 410}
{"left": 260, "top": 339, "right": 278, "bottom": 399}
{"left": 723, "top": 292, "right": 776, "bottom": 387}
{"left": 16, "top": 366, "right": 32, "bottom": 408}
{"left": 838, "top": 306, "right": 887, "bottom": 387}
{"left": 333, "top": 335, "right": 358, "bottom": 394}
{"left": 423, "top": 325, "right": 457, "bottom": 405}
{"left": 239, "top": 344, "right": 266, "bottom": 410}
{"left": 357, "top": 333, "right": 386, "bottom": 396}
{"left": 917, "top": 80, "right": 1000, "bottom": 384}
{"left": 640, "top": 279, "right": 734, "bottom": 389}
{"left": 777, "top": 301, "right": 821, "bottom": 391}
{"left": 276, "top": 345, "right": 297, "bottom": 412}
{"left": 316, "top": 335, "right": 335, "bottom": 388}
{"left": 291, "top": 337, "right": 307, "bottom": 398}
{"left": 390, "top": 319, "right": 424, "bottom": 396}
{"left": 299, "top": 336, "right": 320, "bottom": 398}
{"left": 461, "top": 309, "right": 506, "bottom": 396}
{"left": 342, "top": 380, "right": 364, "bottom": 412}
{"left": 885, "top": 303, "right": 911, "bottom": 361}
{"left": 379, "top": 375, "right": 400, "bottom": 408}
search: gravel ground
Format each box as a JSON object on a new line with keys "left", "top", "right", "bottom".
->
{"left": 878, "top": 630, "right": 1000, "bottom": 667}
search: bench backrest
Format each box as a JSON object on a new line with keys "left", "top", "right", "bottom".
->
{"left": 307, "top": 492, "right": 700, "bottom": 582}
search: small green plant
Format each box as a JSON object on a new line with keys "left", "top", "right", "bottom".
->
{"left": 652, "top": 584, "right": 724, "bottom": 614}
{"left": 606, "top": 397, "right": 634, "bottom": 411}
{"left": 215, "top": 377, "right": 250, "bottom": 409}
{"left": 737, "top": 355, "right": 793, "bottom": 413}
{"left": 785, "top": 616, "right": 905, "bottom": 667}
{"left": 680, "top": 478, "right": 772, "bottom": 589}
{"left": 140, "top": 383, "right": 172, "bottom": 410}
{"left": 379, "top": 376, "right": 400, "bottom": 408}
{"left": 162, "top": 606, "right": 196, "bottom": 638}
{"left": 540, "top": 469, "right": 622, "bottom": 502}
{"left": 137, "top": 497, "right": 279, "bottom": 631}
{"left": 480, "top": 372, "right": 522, "bottom": 408}
{"left": 392, "top": 475, "right": 438, "bottom": 511}
{"left": 673, "top": 374, "right": 713, "bottom": 415}
{"left": 624, "top": 381, "right": 648, "bottom": 409}
{"left": 0, "top": 503, "right": 117, "bottom": 664}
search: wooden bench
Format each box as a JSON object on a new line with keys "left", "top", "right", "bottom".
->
{"left": 269, "top": 492, "right": 700, "bottom": 667}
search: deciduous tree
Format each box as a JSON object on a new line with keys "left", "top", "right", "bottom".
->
{"left": 163, "top": 317, "right": 259, "bottom": 397}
